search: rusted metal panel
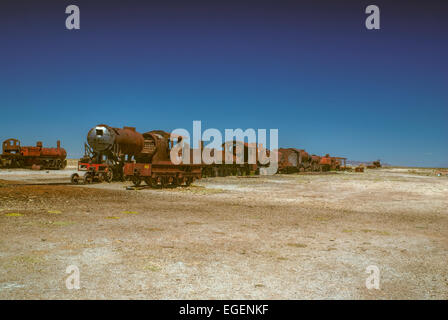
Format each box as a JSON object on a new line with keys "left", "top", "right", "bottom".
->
{"left": 123, "top": 163, "right": 152, "bottom": 176}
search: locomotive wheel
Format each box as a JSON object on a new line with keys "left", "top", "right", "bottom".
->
{"left": 168, "top": 176, "right": 177, "bottom": 187}
{"left": 160, "top": 177, "right": 167, "bottom": 188}
{"left": 83, "top": 172, "right": 93, "bottom": 184}
{"left": 175, "top": 177, "right": 182, "bottom": 187}
{"left": 144, "top": 177, "right": 154, "bottom": 187}
{"left": 113, "top": 168, "right": 124, "bottom": 182}
{"left": 105, "top": 170, "right": 113, "bottom": 183}
{"left": 61, "top": 160, "right": 67, "bottom": 169}
{"left": 17, "top": 160, "right": 25, "bottom": 168}
{"left": 11, "top": 159, "right": 19, "bottom": 168}
{"left": 131, "top": 176, "right": 142, "bottom": 187}
{"left": 70, "top": 173, "right": 80, "bottom": 184}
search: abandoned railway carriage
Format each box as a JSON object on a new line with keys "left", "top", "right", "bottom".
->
{"left": 0, "top": 138, "right": 67, "bottom": 170}
{"left": 201, "top": 141, "right": 260, "bottom": 177}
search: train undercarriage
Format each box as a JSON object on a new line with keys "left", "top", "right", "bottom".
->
{"left": 123, "top": 162, "right": 202, "bottom": 187}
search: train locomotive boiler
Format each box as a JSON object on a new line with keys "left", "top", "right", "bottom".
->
{"left": 86, "top": 125, "right": 144, "bottom": 160}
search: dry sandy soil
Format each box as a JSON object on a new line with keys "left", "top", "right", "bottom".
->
{"left": 0, "top": 166, "right": 447, "bottom": 299}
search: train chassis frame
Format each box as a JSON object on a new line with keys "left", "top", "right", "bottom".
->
{"left": 71, "top": 162, "right": 113, "bottom": 184}
{"left": 124, "top": 162, "right": 202, "bottom": 188}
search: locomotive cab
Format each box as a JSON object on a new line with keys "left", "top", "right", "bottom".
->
{"left": 2, "top": 139, "right": 21, "bottom": 154}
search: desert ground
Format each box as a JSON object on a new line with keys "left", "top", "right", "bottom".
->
{"left": 0, "top": 163, "right": 447, "bottom": 299}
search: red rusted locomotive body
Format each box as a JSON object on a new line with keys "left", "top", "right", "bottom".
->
{"left": 79, "top": 125, "right": 201, "bottom": 186}
{"left": 277, "top": 148, "right": 312, "bottom": 173}
{"left": 124, "top": 130, "right": 202, "bottom": 187}
{"left": 0, "top": 138, "right": 67, "bottom": 170}
{"left": 310, "top": 155, "right": 322, "bottom": 172}
{"left": 72, "top": 125, "right": 146, "bottom": 183}
{"left": 320, "top": 154, "right": 341, "bottom": 172}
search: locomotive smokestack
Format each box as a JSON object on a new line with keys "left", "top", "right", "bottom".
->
{"left": 57, "top": 140, "right": 61, "bottom": 150}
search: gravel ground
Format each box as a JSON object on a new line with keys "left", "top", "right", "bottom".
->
{"left": 0, "top": 167, "right": 447, "bottom": 299}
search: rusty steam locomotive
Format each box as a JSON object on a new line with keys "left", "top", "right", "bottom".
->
{"left": 71, "top": 125, "right": 202, "bottom": 186}
{"left": 0, "top": 138, "right": 67, "bottom": 170}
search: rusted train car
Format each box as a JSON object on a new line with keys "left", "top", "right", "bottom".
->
{"left": 310, "top": 155, "right": 322, "bottom": 172}
{"left": 201, "top": 141, "right": 261, "bottom": 177}
{"left": 277, "top": 149, "right": 347, "bottom": 173}
{"left": 277, "top": 148, "right": 312, "bottom": 173}
{"left": 367, "top": 160, "right": 381, "bottom": 169}
{"left": 320, "top": 154, "right": 340, "bottom": 172}
{"left": 124, "top": 129, "right": 202, "bottom": 187}
{"left": 73, "top": 125, "right": 202, "bottom": 187}
{"left": 0, "top": 138, "right": 67, "bottom": 170}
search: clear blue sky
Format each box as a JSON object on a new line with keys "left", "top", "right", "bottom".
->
{"left": 0, "top": 0, "right": 446, "bottom": 167}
